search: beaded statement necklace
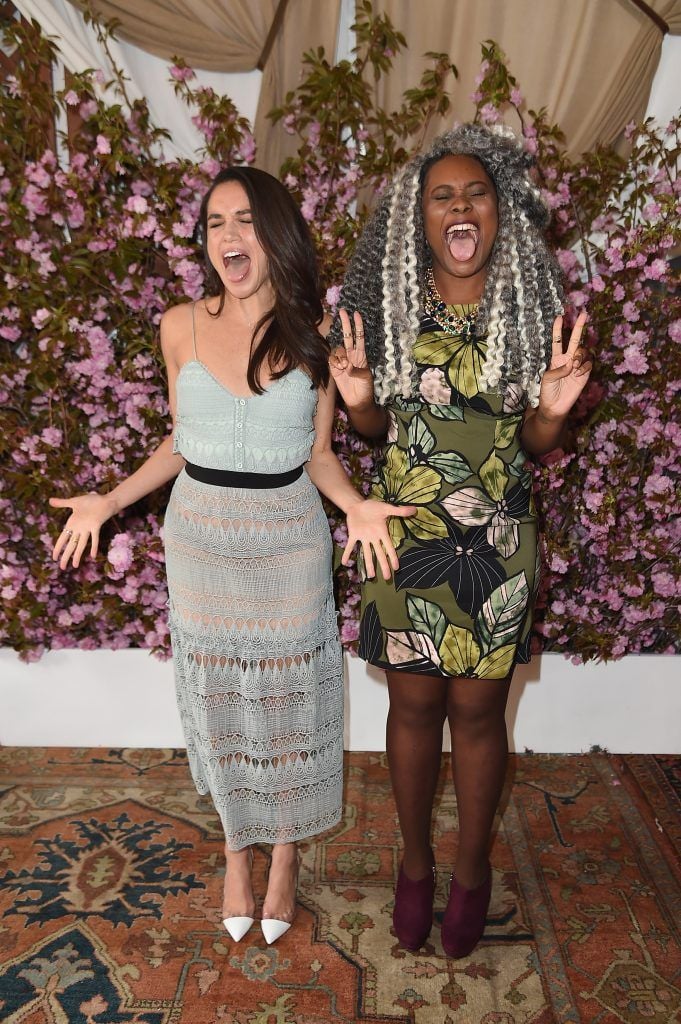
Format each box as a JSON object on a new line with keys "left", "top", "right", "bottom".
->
{"left": 424, "top": 267, "right": 478, "bottom": 338}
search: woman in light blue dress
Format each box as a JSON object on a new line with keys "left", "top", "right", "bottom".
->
{"left": 50, "top": 167, "right": 412, "bottom": 946}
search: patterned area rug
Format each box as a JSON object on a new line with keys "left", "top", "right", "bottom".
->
{"left": 0, "top": 748, "right": 679, "bottom": 1024}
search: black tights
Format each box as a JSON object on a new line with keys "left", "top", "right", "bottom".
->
{"left": 386, "top": 670, "right": 511, "bottom": 890}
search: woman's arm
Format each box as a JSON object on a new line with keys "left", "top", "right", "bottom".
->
{"left": 306, "top": 379, "right": 414, "bottom": 580}
{"left": 520, "top": 311, "right": 592, "bottom": 456}
{"left": 329, "top": 309, "right": 388, "bottom": 439}
{"left": 50, "top": 305, "right": 187, "bottom": 568}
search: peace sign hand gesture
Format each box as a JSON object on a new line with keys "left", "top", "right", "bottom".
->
{"left": 329, "top": 309, "right": 376, "bottom": 411}
{"left": 537, "top": 311, "right": 593, "bottom": 420}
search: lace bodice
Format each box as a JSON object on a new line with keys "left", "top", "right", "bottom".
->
{"left": 172, "top": 360, "right": 318, "bottom": 472}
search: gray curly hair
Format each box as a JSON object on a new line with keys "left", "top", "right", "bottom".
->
{"left": 328, "top": 122, "right": 564, "bottom": 407}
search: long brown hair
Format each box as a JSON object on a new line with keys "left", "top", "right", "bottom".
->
{"left": 198, "top": 166, "right": 328, "bottom": 393}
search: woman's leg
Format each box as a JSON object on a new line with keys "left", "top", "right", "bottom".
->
{"left": 223, "top": 843, "right": 255, "bottom": 918}
{"left": 262, "top": 840, "right": 299, "bottom": 923}
{"left": 386, "top": 670, "right": 448, "bottom": 879}
{"left": 446, "top": 676, "right": 512, "bottom": 889}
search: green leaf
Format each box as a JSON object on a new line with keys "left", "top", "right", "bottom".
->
{"left": 476, "top": 572, "right": 530, "bottom": 651}
{"left": 507, "top": 448, "right": 530, "bottom": 478}
{"left": 397, "top": 465, "right": 442, "bottom": 505}
{"left": 408, "top": 506, "right": 449, "bottom": 540}
{"left": 407, "top": 414, "right": 436, "bottom": 461}
{"left": 439, "top": 624, "right": 480, "bottom": 676}
{"left": 427, "top": 450, "right": 472, "bottom": 485}
{"left": 476, "top": 645, "right": 516, "bottom": 679}
{"left": 412, "top": 332, "right": 461, "bottom": 366}
{"left": 494, "top": 416, "right": 521, "bottom": 450}
{"left": 429, "top": 404, "right": 465, "bottom": 421}
{"left": 406, "top": 594, "right": 447, "bottom": 649}
{"left": 479, "top": 451, "right": 508, "bottom": 502}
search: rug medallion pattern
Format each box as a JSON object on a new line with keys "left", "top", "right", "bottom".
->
{"left": 0, "top": 748, "right": 679, "bottom": 1023}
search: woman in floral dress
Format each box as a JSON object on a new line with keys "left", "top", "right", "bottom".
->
{"left": 329, "top": 124, "right": 592, "bottom": 957}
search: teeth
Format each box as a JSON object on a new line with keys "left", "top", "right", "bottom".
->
{"left": 223, "top": 250, "right": 246, "bottom": 259}
{"left": 447, "top": 223, "right": 477, "bottom": 235}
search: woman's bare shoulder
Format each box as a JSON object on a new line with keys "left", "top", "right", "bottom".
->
{"left": 160, "top": 301, "right": 195, "bottom": 363}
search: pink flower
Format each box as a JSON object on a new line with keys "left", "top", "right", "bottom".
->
{"left": 95, "top": 134, "right": 111, "bottom": 155}
{"left": 126, "top": 194, "right": 148, "bottom": 214}
{"left": 169, "top": 64, "right": 195, "bottom": 82}
{"left": 651, "top": 572, "right": 676, "bottom": 597}
{"left": 79, "top": 99, "right": 97, "bottom": 119}
{"left": 480, "top": 103, "right": 501, "bottom": 125}
{"left": 63, "top": 89, "right": 79, "bottom": 105}
{"left": 616, "top": 344, "right": 649, "bottom": 375}
{"left": 473, "top": 61, "right": 490, "bottom": 86}
{"left": 549, "top": 553, "right": 569, "bottom": 574}
{"left": 107, "top": 533, "right": 134, "bottom": 573}
{"left": 646, "top": 258, "right": 667, "bottom": 281}
{"left": 644, "top": 474, "right": 673, "bottom": 497}
{"left": 237, "top": 134, "right": 256, "bottom": 164}
{"left": 31, "top": 307, "right": 50, "bottom": 329}
{"left": 325, "top": 285, "right": 341, "bottom": 309}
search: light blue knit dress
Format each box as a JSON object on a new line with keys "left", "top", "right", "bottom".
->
{"left": 164, "top": 321, "right": 344, "bottom": 851}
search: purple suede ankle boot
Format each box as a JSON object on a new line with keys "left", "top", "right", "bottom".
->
{"left": 441, "top": 866, "right": 492, "bottom": 959}
{"left": 392, "top": 855, "right": 436, "bottom": 951}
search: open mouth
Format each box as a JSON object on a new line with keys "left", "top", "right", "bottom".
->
{"left": 222, "top": 249, "right": 251, "bottom": 282}
{"left": 445, "top": 222, "right": 479, "bottom": 263}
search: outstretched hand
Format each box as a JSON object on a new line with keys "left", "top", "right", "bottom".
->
{"left": 49, "top": 493, "right": 117, "bottom": 569}
{"left": 343, "top": 498, "right": 416, "bottom": 580}
{"left": 329, "top": 308, "right": 376, "bottom": 410}
{"left": 537, "top": 311, "right": 593, "bottom": 419}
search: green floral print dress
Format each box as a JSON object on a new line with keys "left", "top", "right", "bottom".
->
{"left": 358, "top": 306, "right": 540, "bottom": 679}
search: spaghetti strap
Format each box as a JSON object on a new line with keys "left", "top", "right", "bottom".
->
{"left": 191, "top": 301, "right": 198, "bottom": 360}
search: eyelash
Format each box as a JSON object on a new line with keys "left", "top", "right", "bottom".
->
{"left": 433, "top": 191, "right": 486, "bottom": 200}
{"left": 208, "top": 217, "right": 252, "bottom": 228}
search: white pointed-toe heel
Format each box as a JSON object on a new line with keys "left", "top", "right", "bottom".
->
{"left": 223, "top": 915, "right": 255, "bottom": 942}
{"left": 260, "top": 917, "right": 291, "bottom": 945}
{"left": 260, "top": 844, "right": 299, "bottom": 945}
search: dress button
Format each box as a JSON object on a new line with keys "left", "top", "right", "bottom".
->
{"left": 236, "top": 441, "right": 242, "bottom": 448}
{"left": 239, "top": 399, "right": 245, "bottom": 406}
{"left": 236, "top": 463, "right": 243, "bottom": 469}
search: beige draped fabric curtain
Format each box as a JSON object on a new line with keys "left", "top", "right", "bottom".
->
{"left": 370, "top": 0, "right": 681, "bottom": 157}
{"left": 69, "top": 0, "right": 341, "bottom": 174}
{"left": 70, "top": 0, "right": 278, "bottom": 70}
{"left": 69, "top": 0, "right": 680, "bottom": 171}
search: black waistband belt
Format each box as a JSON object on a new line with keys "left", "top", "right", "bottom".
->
{"left": 185, "top": 462, "right": 304, "bottom": 488}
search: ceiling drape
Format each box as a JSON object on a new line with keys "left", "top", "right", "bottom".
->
{"left": 64, "top": 0, "right": 681, "bottom": 168}
{"left": 70, "top": 0, "right": 278, "bottom": 70}
{"left": 368, "top": 0, "right": 681, "bottom": 157}
{"left": 69, "top": 0, "right": 342, "bottom": 174}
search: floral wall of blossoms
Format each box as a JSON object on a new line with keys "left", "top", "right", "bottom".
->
{"left": 1, "top": 8, "right": 679, "bottom": 663}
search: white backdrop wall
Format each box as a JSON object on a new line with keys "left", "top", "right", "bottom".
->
{"left": 1, "top": 650, "right": 679, "bottom": 753}
{"left": 3, "top": 5, "right": 679, "bottom": 752}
